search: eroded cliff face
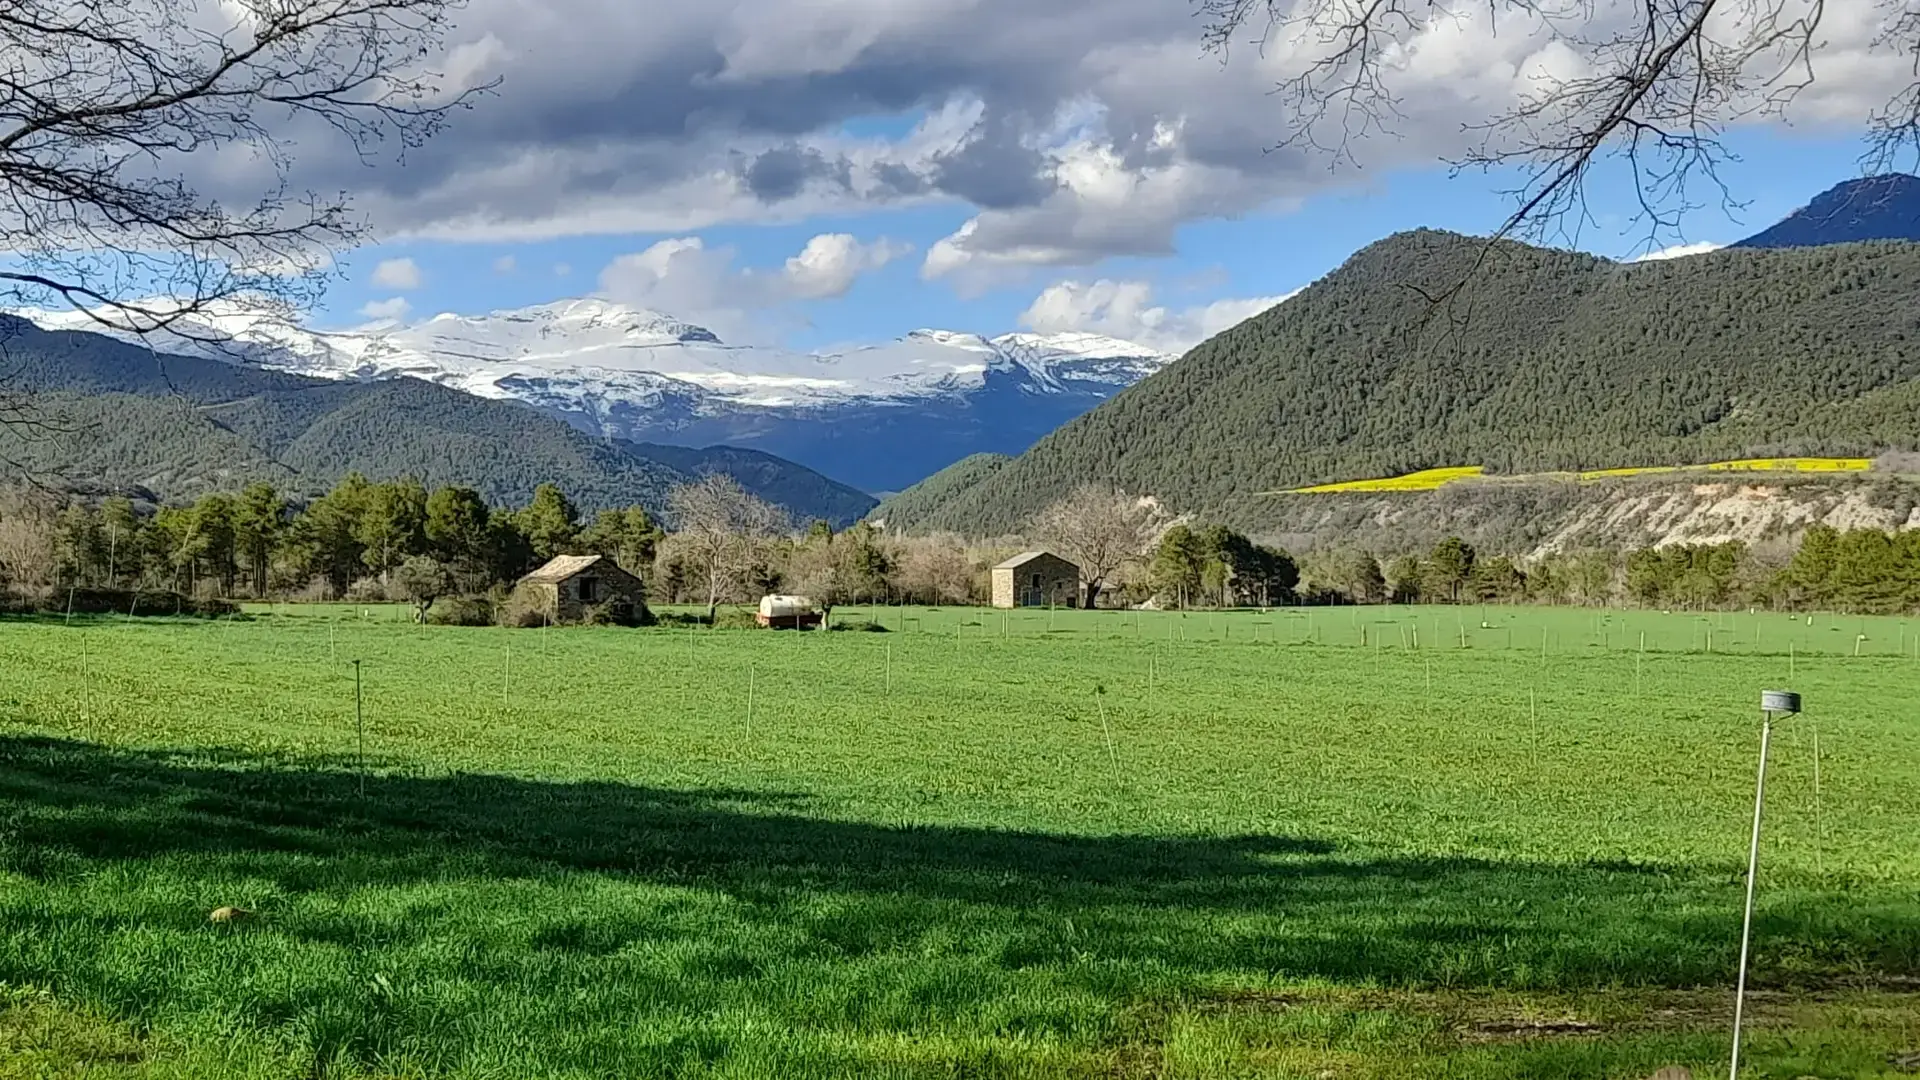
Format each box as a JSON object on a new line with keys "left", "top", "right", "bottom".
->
{"left": 1532, "top": 482, "right": 1920, "bottom": 553}
{"left": 1247, "top": 475, "right": 1920, "bottom": 557}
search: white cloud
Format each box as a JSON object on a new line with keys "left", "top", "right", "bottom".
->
{"left": 492, "top": 255, "right": 517, "bottom": 273}
{"left": 359, "top": 296, "right": 412, "bottom": 320}
{"left": 371, "top": 257, "right": 423, "bottom": 290}
{"left": 553, "top": 262, "right": 573, "bottom": 277}
{"left": 598, "top": 232, "right": 906, "bottom": 339}
{"left": 1630, "top": 241, "right": 1726, "bottom": 262}
{"left": 781, "top": 233, "right": 910, "bottom": 299}
{"left": 921, "top": 135, "right": 1297, "bottom": 291}
{"left": 165, "top": 0, "right": 1912, "bottom": 272}
{"left": 1019, "top": 278, "right": 1300, "bottom": 353}
{"left": 599, "top": 236, "right": 737, "bottom": 312}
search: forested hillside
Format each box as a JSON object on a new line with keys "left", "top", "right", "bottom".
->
{"left": 877, "top": 230, "right": 1920, "bottom": 535}
{"left": 0, "top": 317, "right": 876, "bottom": 524}
{"left": 867, "top": 453, "right": 1011, "bottom": 530}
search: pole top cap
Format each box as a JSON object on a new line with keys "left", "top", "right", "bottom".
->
{"left": 1761, "top": 690, "right": 1801, "bottom": 714}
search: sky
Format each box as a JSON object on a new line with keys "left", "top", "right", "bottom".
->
{"left": 237, "top": 0, "right": 1918, "bottom": 355}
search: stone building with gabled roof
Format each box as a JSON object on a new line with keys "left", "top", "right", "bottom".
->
{"left": 511, "top": 554, "right": 650, "bottom": 625}
{"left": 990, "top": 550, "right": 1080, "bottom": 609}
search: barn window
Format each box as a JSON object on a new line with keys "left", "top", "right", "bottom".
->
{"left": 1030, "top": 573, "right": 1041, "bottom": 589}
{"left": 577, "top": 577, "right": 599, "bottom": 602}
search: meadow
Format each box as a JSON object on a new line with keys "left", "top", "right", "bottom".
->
{"left": 2, "top": 603, "right": 1918, "bottom": 1078}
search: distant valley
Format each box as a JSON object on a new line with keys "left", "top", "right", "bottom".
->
{"left": 0, "top": 316, "right": 878, "bottom": 525}
{"left": 17, "top": 300, "right": 1174, "bottom": 495}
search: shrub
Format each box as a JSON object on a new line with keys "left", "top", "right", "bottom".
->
{"left": 428, "top": 595, "right": 497, "bottom": 627}
{"left": 711, "top": 608, "right": 759, "bottom": 630}
{"left": 496, "top": 587, "right": 551, "bottom": 629}
{"left": 831, "top": 619, "right": 890, "bottom": 633}
{"left": 289, "top": 576, "right": 337, "bottom": 603}
{"left": 0, "top": 587, "right": 238, "bottom": 618}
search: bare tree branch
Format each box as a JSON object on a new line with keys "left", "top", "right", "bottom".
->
{"left": 1864, "top": 0, "right": 1920, "bottom": 173}
{"left": 1196, "top": 0, "right": 1915, "bottom": 341}
{"left": 1031, "top": 485, "right": 1160, "bottom": 609}
{"left": 0, "top": 0, "right": 490, "bottom": 350}
{"left": 667, "top": 474, "right": 787, "bottom": 622}
{"left": 1196, "top": 0, "right": 1894, "bottom": 257}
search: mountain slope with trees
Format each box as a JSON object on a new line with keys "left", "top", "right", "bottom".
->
{"left": 867, "top": 453, "right": 1012, "bottom": 530}
{"left": 0, "top": 317, "right": 876, "bottom": 524}
{"left": 876, "top": 230, "right": 1920, "bottom": 535}
{"left": 1733, "top": 175, "right": 1920, "bottom": 249}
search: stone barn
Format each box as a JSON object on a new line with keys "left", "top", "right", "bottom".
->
{"left": 511, "top": 554, "right": 650, "bottom": 625}
{"left": 991, "top": 551, "right": 1081, "bottom": 609}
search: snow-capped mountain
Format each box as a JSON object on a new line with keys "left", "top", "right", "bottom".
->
{"left": 15, "top": 298, "right": 1173, "bottom": 493}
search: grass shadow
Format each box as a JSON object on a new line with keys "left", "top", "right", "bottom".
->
{"left": 2, "top": 733, "right": 1916, "bottom": 993}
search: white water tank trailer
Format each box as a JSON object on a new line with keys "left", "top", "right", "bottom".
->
{"left": 756, "top": 594, "right": 823, "bottom": 630}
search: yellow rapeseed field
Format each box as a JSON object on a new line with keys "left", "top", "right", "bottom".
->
{"left": 1287, "top": 465, "right": 1486, "bottom": 493}
{"left": 1284, "top": 457, "right": 1871, "bottom": 493}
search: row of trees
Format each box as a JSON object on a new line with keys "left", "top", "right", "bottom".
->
{"left": 997, "top": 487, "right": 1920, "bottom": 616}
{"left": 1281, "top": 529, "right": 1920, "bottom": 615}
{"left": 0, "top": 474, "right": 985, "bottom": 618}
{"left": 7, "top": 475, "right": 1920, "bottom": 617}
{"left": 0, "top": 476, "right": 664, "bottom": 603}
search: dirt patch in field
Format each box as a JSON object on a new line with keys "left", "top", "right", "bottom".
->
{"left": 1184, "top": 984, "right": 1920, "bottom": 1043}
{"left": 1463, "top": 1017, "right": 1603, "bottom": 1042}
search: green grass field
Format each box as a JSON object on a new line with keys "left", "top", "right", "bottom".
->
{"left": 3, "top": 603, "right": 1918, "bottom": 1078}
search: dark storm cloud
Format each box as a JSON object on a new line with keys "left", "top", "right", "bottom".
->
{"left": 259, "top": 0, "right": 1196, "bottom": 238}
{"left": 739, "top": 145, "right": 852, "bottom": 201}
{"left": 927, "top": 111, "right": 1057, "bottom": 209}
{"left": 871, "top": 162, "right": 930, "bottom": 197}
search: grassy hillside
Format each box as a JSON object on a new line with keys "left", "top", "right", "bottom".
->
{"left": 879, "top": 231, "right": 1920, "bottom": 534}
{"left": 0, "top": 317, "right": 876, "bottom": 522}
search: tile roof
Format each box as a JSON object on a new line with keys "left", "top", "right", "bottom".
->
{"left": 518, "top": 553, "right": 605, "bottom": 585}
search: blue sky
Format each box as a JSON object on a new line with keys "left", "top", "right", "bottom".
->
{"left": 8, "top": 0, "right": 1911, "bottom": 358}
{"left": 319, "top": 124, "right": 1877, "bottom": 351}
{"left": 132, "top": 0, "right": 1892, "bottom": 358}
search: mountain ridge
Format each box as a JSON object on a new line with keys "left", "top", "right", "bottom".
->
{"left": 13, "top": 300, "right": 1176, "bottom": 492}
{"left": 874, "top": 228, "right": 1920, "bottom": 536}
{"left": 0, "top": 315, "right": 877, "bottom": 524}
{"left": 1733, "top": 174, "right": 1920, "bottom": 249}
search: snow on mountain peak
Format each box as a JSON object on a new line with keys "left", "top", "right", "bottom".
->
{"left": 904, "top": 328, "right": 996, "bottom": 351}
{"left": 991, "top": 330, "right": 1158, "bottom": 359}
{"left": 10, "top": 293, "right": 1174, "bottom": 416}
{"left": 415, "top": 297, "right": 721, "bottom": 346}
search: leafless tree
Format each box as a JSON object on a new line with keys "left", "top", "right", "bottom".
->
{"left": 894, "top": 533, "right": 977, "bottom": 605}
{"left": 1030, "top": 485, "right": 1159, "bottom": 608}
{"left": 1199, "top": 0, "right": 1920, "bottom": 261}
{"left": 0, "top": 0, "right": 486, "bottom": 347}
{"left": 0, "top": 484, "right": 59, "bottom": 588}
{"left": 667, "top": 474, "right": 786, "bottom": 622}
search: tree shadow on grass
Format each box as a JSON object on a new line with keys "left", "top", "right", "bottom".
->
{"left": 2, "top": 734, "right": 1916, "bottom": 991}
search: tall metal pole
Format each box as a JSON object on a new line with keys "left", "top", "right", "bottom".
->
{"left": 1730, "top": 708, "right": 1773, "bottom": 1079}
